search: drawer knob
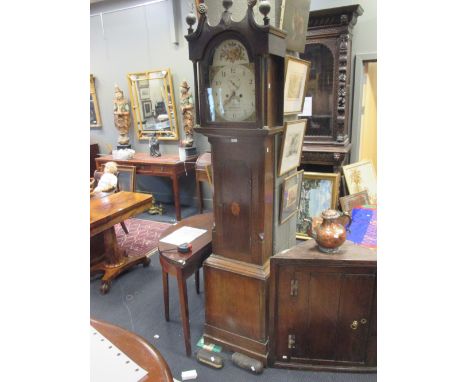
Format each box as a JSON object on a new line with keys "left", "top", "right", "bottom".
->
{"left": 350, "top": 320, "right": 359, "bottom": 330}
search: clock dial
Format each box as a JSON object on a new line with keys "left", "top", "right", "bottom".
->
{"left": 207, "top": 39, "right": 256, "bottom": 122}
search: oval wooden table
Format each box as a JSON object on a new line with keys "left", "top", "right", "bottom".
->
{"left": 158, "top": 212, "right": 213, "bottom": 356}
{"left": 91, "top": 318, "right": 173, "bottom": 382}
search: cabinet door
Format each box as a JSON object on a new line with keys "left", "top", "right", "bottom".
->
{"left": 335, "top": 274, "right": 375, "bottom": 363}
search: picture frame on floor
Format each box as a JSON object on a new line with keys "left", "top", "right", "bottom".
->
{"left": 296, "top": 172, "right": 340, "bottom": 239}
{"left": 343, "top": 160, "right": 377, "bottom": 205}
{"left": 280, "top": 170, "right": 304, "bottom": 224}
{"left": 339, "top": 190, "right": 370, "bottom": 214}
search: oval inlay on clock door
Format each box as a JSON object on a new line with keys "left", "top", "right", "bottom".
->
{"left": 230, "top": 202, "right": 240, "bottom": 216}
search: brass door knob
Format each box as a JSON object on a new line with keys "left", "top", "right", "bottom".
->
{"left": 350, "top": 320, "right": 359, "bottom": 330}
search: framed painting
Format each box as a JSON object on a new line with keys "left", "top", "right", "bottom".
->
{"left": 339, "top": 190, "right": 370, "bottom": 214}
{"left": 139, "top": 87, "right": 150, "bottom": 100}
{"left": 343, "top": 160, "right": 377, "bottom": 204}
{"left": 284, "top": 56, "right": 311, "bottom": 115}
{"left": 279, "top": 0, "right": 311, "bottom": 53}
{"left": 280, "top": 170, "right": 304, "bottom": 224}
{"left": 142, "top": 100, "right": 153, "bottom": 119}
{"left": 278, "top": 119, "right": 306, "bottom": 176}
{"left": 90, "top": 74, "right": 102, "bottom": 128}
{"left": 296, "top": 172, "right": 340, "bottom": 239}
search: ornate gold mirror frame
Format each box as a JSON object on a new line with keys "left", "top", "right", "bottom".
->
{"left": 127, "top": 68, "right": 179, "bottom": 141}
{"left": 90, "top": 74, "right": 102, "bottom": 128}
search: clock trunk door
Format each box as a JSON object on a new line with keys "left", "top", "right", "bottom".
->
{"left": 214, "top": 158, "right": 252, "bottom": 262}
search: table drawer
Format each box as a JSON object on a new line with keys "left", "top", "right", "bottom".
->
{"left": 136, "top": 164, "right": 171, "bottom": 175}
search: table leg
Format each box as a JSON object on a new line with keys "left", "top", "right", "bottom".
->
{"left": 196, "top": 180, "right": 204, "bottom": 214}
{"left": 195, "top": 269, "right": 200, "bottom": 294}
{"left": 162, "top": 270, "right": 170, "bottom": 321}
{"left": 172, "top": 175, "right": 182, "bottom": 221}
{"left": 176, "top": 270, "right": 191, "bottom": 356}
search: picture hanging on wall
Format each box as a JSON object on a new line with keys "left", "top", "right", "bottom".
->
{"left": 90, "top": 74, "right": 102, "bottom": 128}
{"left": 139, "top": 87, "right": 150, "bottom": 100}
{"left": 296, "top": 172, "right": 340, "bottom": 239}
{"left": 278, "top": 119, "right": 306, "bottom": 176}
{"left": 280, "top": 170, "right": 304, "bottom": 224}
{"left": 142, "top": 100, "right": 153, "bottom": 119}
{"left": 284, "top": 56, "right": 311, "bottom": 114}
{"left": 279, "top": 0, "right": 311, "bottom": 53}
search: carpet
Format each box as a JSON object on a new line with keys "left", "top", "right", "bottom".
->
{"left": 115, "top": 218, "right": 172, "bottom": 258}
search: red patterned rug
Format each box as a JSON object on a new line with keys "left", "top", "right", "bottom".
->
{"left": 115, "top": 218, "right": 172, "bottom": 258}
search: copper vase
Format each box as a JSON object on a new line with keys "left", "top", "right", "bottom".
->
{"left": 307, "top": 209, "right": 352, "bottom": 254}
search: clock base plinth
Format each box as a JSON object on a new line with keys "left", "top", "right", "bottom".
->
{"left": 203, "top": 255, "right": 270, "bottom": 366}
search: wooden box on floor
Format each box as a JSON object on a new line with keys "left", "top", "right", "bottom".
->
{"left": 269, "top": 240, "right": 377, "bottom": 372}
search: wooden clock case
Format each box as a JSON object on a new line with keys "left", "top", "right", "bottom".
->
{"left": 186, "top": 1, "right": 287, "bottom": 364}
{"left": 299, "top": 5, "right": 363, "bottom": 172}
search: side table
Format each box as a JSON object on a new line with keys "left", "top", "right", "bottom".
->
{"left": 158, "top": 213, "right": 213, "bottom": 356}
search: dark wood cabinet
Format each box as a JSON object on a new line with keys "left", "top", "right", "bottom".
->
{"left": 269, "top": 240, "right": 376, "bottom": 372}
{"left": 299, "top": 5, "right": 363, "bottom": 171}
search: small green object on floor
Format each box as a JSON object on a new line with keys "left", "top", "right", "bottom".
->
{"left": 196, "top": 337, "right": 222, "bottom": 353}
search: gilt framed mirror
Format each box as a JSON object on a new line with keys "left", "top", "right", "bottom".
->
{"left": 90, "top": 74, "right": 102, "bottom": 128}
{"left": 127, "top": 68, "right": 179, "bottom": 141}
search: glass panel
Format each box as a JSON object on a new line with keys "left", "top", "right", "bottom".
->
{"left": 207, "top": 39, "right": 256, "bottom": 123}
{"left": 300, "top": 44, "right": 334, "bottom": 137}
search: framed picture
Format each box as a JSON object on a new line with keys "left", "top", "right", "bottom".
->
{"left": 343, "top": 160, "right": 377, "bottom": 205}
{"left": 296, "top": 172, "right": 340, "bottom": 239}
{"left": 279, "top": 0, "right": 311, "bottom": 53}
{"left": 139, "top": 87, "right": 150, "bottom": 100}
{"left": 138, "top": 79, "right": 149, "bottom": 88}
{"left": 90, "top": 74, "right": 102, "bottom": 128}
{"left": 142, "top": 100, "right": 153, "bottom": 119}
{"left": 284, "top": 56, "right": 311, "bottom": 115}
{"left": 339, "top": 190, "right": 370, "bottom": 214}
{"left": 116, "top": 165, "right": 136, "bottom": 193}
{"left": 278, "top": 119, "right": 306, "bottom": 176}
{"left": 280, "top": 170, "right": 304, "bottom": 224}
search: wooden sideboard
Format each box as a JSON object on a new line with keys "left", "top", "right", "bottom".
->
{"left": 269, "top": 240, "right": 376, "bottom": 372}
{"left": 96, "top": 153, "right": 197, "bottom": 221}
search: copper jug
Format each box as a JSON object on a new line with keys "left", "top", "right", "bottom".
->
{"left": 307, "top": 209, "right": 352, "bottom": 253}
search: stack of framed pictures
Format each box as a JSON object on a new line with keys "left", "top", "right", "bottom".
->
{"left": 343, "top": 160, "right": 377, "bottom": 205}
{"left": 295, "top": 172, "right": 341, "bottom": 239}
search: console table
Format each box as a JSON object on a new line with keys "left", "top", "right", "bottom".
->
{"left": 96, "top": 153, "right": 197, "bottom": 221}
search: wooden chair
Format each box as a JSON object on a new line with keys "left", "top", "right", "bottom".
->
{"left": 116, "top": 165, "right": 137, "bottom": 234}
{"left": 195, "top": 152, "right": 212, "bottom": 213}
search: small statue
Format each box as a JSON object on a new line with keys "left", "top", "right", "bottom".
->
{"left": 91, "top": 161, "right": 118, "bottom": 194}
{"left": 149, "top": 133, "right": 161, "bottom": 157}
{"left": 179, "top": 80, "right": 194, "bottom": 147}
{"left": 113, "top": 85, "right": 131, "bottom": 146}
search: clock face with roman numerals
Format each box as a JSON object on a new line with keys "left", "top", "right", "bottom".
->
{"left": 207, "top": 39, "right": 256, "bottom": 123}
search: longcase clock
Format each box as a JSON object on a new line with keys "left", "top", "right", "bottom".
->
{"left": 185, "top": 0, "right": 286, "bottom": 364}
